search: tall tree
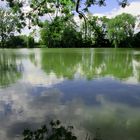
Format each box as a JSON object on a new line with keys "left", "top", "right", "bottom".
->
{"left": 107, "top": 13, "right": 136, "bottom": 48}
{"left": 40, "top": 15, "right": 82, "bottom": 48}
{"left": 83, "top": 15, "right": 110, "bottom": 47}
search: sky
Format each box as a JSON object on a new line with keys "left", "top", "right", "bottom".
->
{"left": 89, "top": 0, "right": 140, "bottom": 15}
{"left": 0, "top": 0, "right": 140, "bottom": 36}
{"left": 1, "top": 0, "right": 140, "bottom": 16}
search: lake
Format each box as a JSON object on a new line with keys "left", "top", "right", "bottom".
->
{"left": 0, "top": 48, "right": 140, "bottom": 140}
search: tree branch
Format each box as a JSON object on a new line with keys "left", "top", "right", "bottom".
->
{"left": 76, "top": 0, "right": 87, "bottom": 40}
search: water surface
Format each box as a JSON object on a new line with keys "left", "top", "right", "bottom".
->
{"left": 0, "top": 48, "right": 140, "bottom": 140}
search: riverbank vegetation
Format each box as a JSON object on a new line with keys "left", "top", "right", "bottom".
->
{"left": 0, "top": 0, "right": 140, "bottom": 48}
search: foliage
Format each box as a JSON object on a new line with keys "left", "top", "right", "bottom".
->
{"left": 131, "top": 32, "right": 140, "bottom": 48}
{"left": 6, "top": 35, "right": 35, "bottom": 48}
{"left": 0, "top": 0, "right": 138, "bottom": 48}
{"left": 84, "top": 15, "right": 111, "bottom": 47}
{"left": 40, "top": 13, "right": 138, "bottom": 48}
{"left": 23, "top": 120, "right": 103, "bottom": 140}
{"left": 27, "top": 35, "right": 35, "bottom": 48}
{"left": 106, "top": 13, "right": 136, "bottom": 48}
{"left": 6, "top": 35, "right": 26, "bottom": 48}
{"left": 0, "top": 0, "right": 129, "bottom": 29}
{"left": 61, "top": 26, "right": 83, "bottom": 48}
{"left": 23, "top": 120, "right": 77, "bottom": 140}
{"left": 40, "top": 16, "right": 83, "bottom": 48}
{"left": 0, "top": 8, "right": 22, "bottom": 47}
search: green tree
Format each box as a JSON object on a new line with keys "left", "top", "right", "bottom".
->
{"left": 107, "top": 13, "right": 136, "bottom": 48}
{"left": 0, "top": 0, "right": 129, "bottom": 28}
{"left": 6, "top": 35, "right": 26, "bottom": 47}
{"left": 40, "top": 16, "right": 82, "bottom": 48}
{"left": 27, "top": 35, "right": 35, "bottom": 48}
{"left": 131, "top": 32, "right": 140, "bottom": 48}
{"left": 0, "top": 0, "right": 130, "bottom": 48}
{"left": 83, "top": 15, "right": 110, "bottom": 47}
{"left": 0, "top": 8, "right": 25, "bottom": 47}
{"left": 40, "top": 17, "right": 64, "bottom": 47}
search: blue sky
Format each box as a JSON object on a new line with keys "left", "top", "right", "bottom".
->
{"left": 88, "top": 0, "right": 140, "bottom": 14}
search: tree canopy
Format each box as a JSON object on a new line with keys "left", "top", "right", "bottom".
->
{"left": 0, "top": 8, "right": 22, "bottom": 47}
{"left": 107, "top": 13, "right": 136, "bottom": 47}
{"left": 0, "top": 0, "right": 129, "bottom": 28}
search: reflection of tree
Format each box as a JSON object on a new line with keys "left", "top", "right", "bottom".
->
{"left": 0, "top": 51, "right": 22, "bottom": 87}
{"left": 41, "top": 49, "right": 81, "bottom": 79}
{"left": 132, "top": 54, "right": 140, "bottom": 82}
{"left": 41, "top": 49, "right": 140, "bottom": 81}
{"left": 81, "top": 49, "right": 134, "bottom": 80}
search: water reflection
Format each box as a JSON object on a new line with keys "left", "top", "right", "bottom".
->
{"left": 0, "top": 48, "right": 140, "bottom": 140}
{"left": 41, "top": 49, "right": 140, "bottom": 82}
{"left": 0, "top": 50, "right": 23, "bottom": 87}
{"left": 1, "top": 84, "right": 140, "bottom": 140}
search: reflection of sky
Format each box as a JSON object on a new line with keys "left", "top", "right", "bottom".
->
{"left": 1, "top": 81, "right": 140, "bottom": 140}
{"left": 0, "top": 49, "right": 140, "bottom": 140}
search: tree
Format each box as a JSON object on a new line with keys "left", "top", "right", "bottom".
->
{"left": 132, "top": 32, "right": 140, "bottom": 48}
{"left": 106, "top": 13, "right": 136, "bottom": 48}
{"left": 27, "top": 35, "right": 35, "bottom": 48}
{"left": 40, "top": 17, "right": 64, "bottom": 47}
{"left": 0, "top": 0, "right": 129, "bottom": 29}
{"left": 83, "top": 15, "right": 111, "bottom": 47}
{"left": 40, "top": 15, "right": 82, "bottom": 48}
{"left": 0, "top": 8, "right": 24, "bottom": 47}
{"left": 0, "top": 0, "right": 130, "bottom": 48}
{"left": 6, "top": 35, "right": 26, "bottom": 47}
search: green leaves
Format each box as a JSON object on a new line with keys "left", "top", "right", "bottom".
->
{"left": 106, "top": 13, "right": 136, "bottom": 47}
{"left": 0, "top": 8, "right": 24, "bottom": 47}
{"left": 22, "top": 120, "right": 77, "bottom": 140}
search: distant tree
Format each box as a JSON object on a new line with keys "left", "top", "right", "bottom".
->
{"left": 6, "top": 35, "right": 26, "bottom": 47}
{"left": 83, "top": 15, "right": 111, "bottom": 47}
{"left": 40, "top": 18, "right": 63, "bottom": 47}
{"left": 6, "top": 35, "right": 35, "bottom": 48}
{"left": 132, "top": 32, "right": 140, "bottom": 48}
{"left": 61, "top": 25, "right": 83, "bottom": 48}
{"left": 106, "top": 13, "right": 136, "bottom": 47}
{"left": 27, "top": 35, "right": 35, "bottom": 48}
{"left": 40, "top": 16, "right": 82, "bottom": 48}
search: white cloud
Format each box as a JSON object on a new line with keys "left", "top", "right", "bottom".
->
{"left": 105, "top": 1, "right": 140, "bottom": 18}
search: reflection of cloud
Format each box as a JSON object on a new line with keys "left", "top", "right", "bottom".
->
{"left": 1, "top": 81, "right": 140, "bottom": 140}
{"left": 20, "top": 49, "right": 64, "bottom": 87}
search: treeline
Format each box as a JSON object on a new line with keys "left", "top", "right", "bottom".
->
{"left": 39, "top": 13, "right": 140, "bottom": 48}
{"left": 0, "top": 6, "right": 140, "bottom": 48}
{"left": 3, "top": 35, "right": 36, "bottom": 48}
